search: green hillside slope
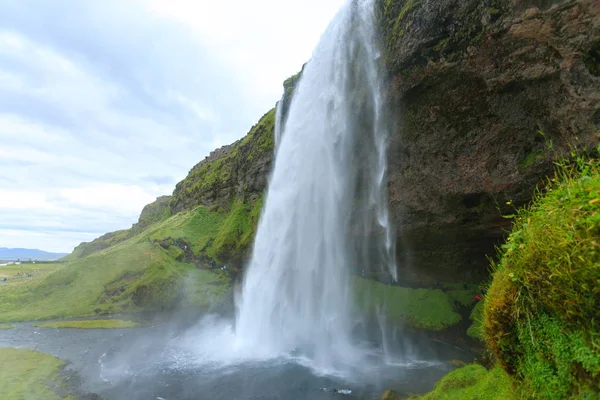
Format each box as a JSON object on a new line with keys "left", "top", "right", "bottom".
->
{"left": 0, "top": 205, "right": 242, "bottom": 322}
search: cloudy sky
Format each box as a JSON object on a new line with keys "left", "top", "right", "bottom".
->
{"left": 0, "top": 0, "right": 345, "bottom": 253}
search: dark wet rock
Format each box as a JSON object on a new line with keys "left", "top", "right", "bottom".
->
{"left": 378, "top": 0, "right": 600, "bottom": 283}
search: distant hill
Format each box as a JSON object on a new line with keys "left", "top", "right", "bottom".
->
{"left": 0, "top": 248, "right": 68, "bottom": 261}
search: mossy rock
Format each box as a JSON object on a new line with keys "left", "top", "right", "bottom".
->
{"left": 354, "top": 278, "right": 461, "bottom": 331}
{"left": 484, "top": 157, "right": 600, "bottom": 398}
{"left": 416, "top": 364, "right": 517, "bottom": 399}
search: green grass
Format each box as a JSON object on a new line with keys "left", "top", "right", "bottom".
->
{"left": 518, "top": 150, "right": 544, "bottom": 169}
{"left": 211, "top": 198, "right": 263, "bottom": 261}
{"left": 0, "top": 206, "right": 232, "bottom": 322}
{"left": 0, "top": 263, "right": 63, "bottom": 289}
{"left": 466, "top": 301, "right": 484, "bottom": 341}
{"left": 0, "top": 323, "right": 14, "bottom": 329}
{"left": 354, "top": 278, "right": 461, "bottom": 331}
{"left": 415, "top": 364, "right": 517, "bottom": 400}
{"left": 146, "top": 207, "right": 227, "bottom": 255}
{"left": 447, "top": 289, "right": 477, "bottom": 307}
{"left": 485, "top": 155, "right": 600, "bottom": 398}
{"left": 0, "top": 348, "right": 69, "bottom": 400}
{"left": 35, "top": 319, "right": 139, "bottom": 329}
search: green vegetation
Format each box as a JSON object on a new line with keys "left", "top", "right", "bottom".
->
{"left": 0, "top": 206, "right": 233, "bottom": 322}
{"left": 446, "top": 289, "right": 477, "bottom": 307}
{"left": 64, "top": 196, "right": 172, "bottom": 261}
{"left": 0, "top": 348, "right": 69, "bottom": 400}
{"left": 354, "top": 278, "right": 462, "bottom": 331}
{"left": 416, "top": 364, "right": 517, "bottom": 400}
{"left": 0, "top": 324, "right": 14, "bottom": 329}
{"left": 0, "top": 99, "right": 278, "bottom": 323}
{"left": 35, "top": 319, "right": 139, "bottom": 329}
{"left": 466, "top": 301, "right": 484, "bottom": 341}
{"left": 0, "top": 263, "right": 62, "bottom": 288}
{"left": 64, "top": 229, "right": 134, "bottom": 261}
{"left": 171, "top": 109, "right": 275, "bottom": 214}
{"left": 211, "top": 198, "right": 264, "bottom": 261}
{"left": 484, "top": 156, "right": 600, "bottom": 398}
{"left": 378, "top": 0, "right": 421, "bottom": 52}
{"left": 136, "top": 195, "right": 172, "bottom": 230}
{"left": 518, "top": 150, "right": 544, "bottom": 169}
{"left": 147, "top": 206, "right": 227, "bottom": 255}
{"left": 283, "top": 70, "right": 303, "bottom": 105}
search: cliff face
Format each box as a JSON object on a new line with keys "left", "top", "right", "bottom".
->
{"left": 169, "top": 109, "right": 275, "bottom": 214}
{"left": 169, "top": 70, "right": 303, "bottom": 216}
{"left": 377, "top": 0, "right": 600, "bottom": 283}
{"left": 70, "top": 0, "right": 598, "bottom": 283}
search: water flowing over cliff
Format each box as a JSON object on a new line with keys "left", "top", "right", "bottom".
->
{"left": 234, "top": 0, "right": 397, "bottom": 369}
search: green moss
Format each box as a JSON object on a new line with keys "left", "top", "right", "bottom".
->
{"left": 171, "top": 109, "right": 275, "bottom": 213}
{"left": 354, "top": 278, "right": 461, "bottom": 331}
{"left": 467, "top": 301, "right": 484, "bottom": 341}
{"left": 485, "top": 157, "right": 600, "bottom": 398}
{"left": 136, "top": 196, "right": 172, "bottom": 230}
{"left": 147, "top": 206, "right": 227, "bottom": 254}
{"left": 283, "top": 70, "right": 303, "bottom": 106}
{"left": 0, "top": 324, "right": 14, "bottom": 329}
{"left": 447, "top": 289, "right": 477, "bottom": 307}
{"left": 0, "top": 348, "right": 68, "bottom": 400}
{"left": 211, "top": 198, "right": 264, "bottom": 261}
{"left": 516, "top": 313, "right": 600, "bottom": 399}
{"left": 35, "top": 319, "right": 139, "bottom": 329}
{"left": 416, "top": 364, "right": 517, "bottom": 400}
{"left": 518, "top": 150, "right": 544, "bottom": 169}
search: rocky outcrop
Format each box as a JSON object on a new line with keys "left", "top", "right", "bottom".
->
{"left": 169, "top": 69, "right": 304, "bottom": 216}
{"left": 169, "top": 109, "right": 275, "bottom": 214}
{"left": 133, "top": 195, "right": 172, "bottom": 231}
{"left": 377, "top": 0, "right": 600, "bottom": 284}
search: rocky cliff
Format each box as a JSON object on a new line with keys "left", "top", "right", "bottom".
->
{"left": 377, "top": 0, "right": 600, "bottom": 284}
{"left": 70, "top": 0, "right": 599, "bottom": 285}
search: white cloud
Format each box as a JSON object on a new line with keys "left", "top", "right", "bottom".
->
{"left": 0, "top": 0, "right": 346, "bottom": 252}
{"left": 59, "top": 184, "right": 163, "bottom": 214}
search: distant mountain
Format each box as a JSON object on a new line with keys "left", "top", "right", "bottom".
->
{"left": 0, "top": 248, "right": 68, "bottom": 261}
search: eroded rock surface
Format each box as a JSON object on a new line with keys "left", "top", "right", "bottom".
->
{"left": 378, "top": 0, "right": 600, "bottom": 283}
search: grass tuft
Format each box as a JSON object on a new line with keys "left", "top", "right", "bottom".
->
{"left": 35, "top": 319, "right": 139, "bottom": 329}
{"left": 415, "top": 364, "right": 517, "bottom": 399}
{"left": 466, "top": 301, "right": 484, "bottom": 341}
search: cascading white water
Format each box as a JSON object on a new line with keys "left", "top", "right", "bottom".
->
{"left": 234, "top": 0, "right": 397, "bottom": 369}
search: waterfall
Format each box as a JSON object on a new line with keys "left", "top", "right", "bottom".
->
{"left": 234, "top": 0, "right": 397, "bottom": 369}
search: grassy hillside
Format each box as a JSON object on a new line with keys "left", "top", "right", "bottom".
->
{"left": 484, "top": 155, "right": 600, "bottom": 398}
{"left": 0, "top": 348, "right": 71, "bottom": 400}
{"left": 0, "top": 73, "right": 307, "bottom": 323}
{"left": 0, "top": 205, "right": 250, "bottom": 322}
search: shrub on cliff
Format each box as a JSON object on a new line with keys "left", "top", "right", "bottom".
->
{"left": 484, "top": 155, "right": 600, "bottom": 398}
